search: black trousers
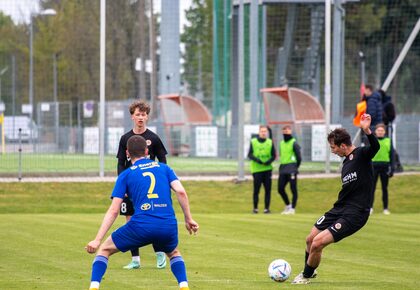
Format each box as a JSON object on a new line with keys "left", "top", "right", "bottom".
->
{"left": 252, "top": 170, "right": 272, "bottom": 209}
{"left": 278, "top": 173, "right": 298, "bottom": 208}
{"left": 371, "top": 166, "right": 389, "bottom": 209}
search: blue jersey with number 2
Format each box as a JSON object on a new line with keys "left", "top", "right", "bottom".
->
{"left": 112, "top": 158, "right": 178, "bottom": 225}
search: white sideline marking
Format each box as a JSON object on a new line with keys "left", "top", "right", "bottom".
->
{"left": 0, "top": 172, "right": 418, "bottom": 183}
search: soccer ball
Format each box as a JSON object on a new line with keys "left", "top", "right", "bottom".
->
{"left": 268, "top": 259, "right": 291, "bottom": 282}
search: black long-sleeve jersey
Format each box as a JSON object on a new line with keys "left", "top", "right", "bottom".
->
{"left": 116, "top": 129, "right": 167, "bottom": 175}
{"left": 334, "top": 133, "right": 380, "bottom": 211}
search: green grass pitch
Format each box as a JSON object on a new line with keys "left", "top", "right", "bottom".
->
{"left": 0, "top": 175, "right": 419, "bottom": 289}
{"left": 0, "top": 153, "right": 343, "bottom": 175}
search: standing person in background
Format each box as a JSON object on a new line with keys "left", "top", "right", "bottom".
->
{"left": 278, "top": 125, "right": 301, "bottom": 215}
{"left": 378, "top": 89, "right": 396, "bottom": 134}
{"left": 116, "top": 100, "right": 168, "bottom": 270}
{"left": 370, "top": 123, "right": 394, "bottom": 215}
{"left": 362, "top": 85, "right": 383, "bottom": 136}
{"left": 248, "top": 125, "right": 276, "bottom": 214}
{"left": 378, "top": 89, "right": 403, "bottom": 173}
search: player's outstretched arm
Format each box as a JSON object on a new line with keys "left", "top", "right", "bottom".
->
{"left": 360, "top": 113, "right": 372, "bottom": 135}
{"left": 85, "top": 197, "right": 123, "bottom": 254}
{"left": 360, "top": 113, "right": 380, "bottom": 156}
{"left": 171, "top": 180, "right": 199, "bottom": 235}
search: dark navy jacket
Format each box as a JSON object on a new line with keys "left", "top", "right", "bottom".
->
{"left": 365, "top": 91, "right": 383, "bottom": 127}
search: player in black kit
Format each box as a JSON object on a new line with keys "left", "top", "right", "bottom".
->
{"left": 116, "top": 100, "right": 168, "bottom": 269}
{"left": 292, "top": 114, "right": 379, "bottom": 284}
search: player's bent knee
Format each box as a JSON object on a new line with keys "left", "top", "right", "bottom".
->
{"left": 305, "top": 233, "right": 316, "bottom": 246}
{"left": 305, "top": 234, "right": 313, "bottom": 245}
{"left": 98, "top": 237, "right": 119, "bottom": 257}
{"left": 310, "top": 236, "right": 327, "bottom": 253}
{"left": 166, "top": 248, "right": 181, "bottom": 259}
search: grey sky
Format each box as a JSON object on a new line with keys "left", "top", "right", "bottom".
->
{"left": 0, "top": 0, "right": 192, "bottom": 29}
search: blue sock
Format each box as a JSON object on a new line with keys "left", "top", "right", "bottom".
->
{"left": 91, "top": 255, "right": 109, "bottom": 284}
{"left": 170, "top": 256, "right": 187, "bottom": 284}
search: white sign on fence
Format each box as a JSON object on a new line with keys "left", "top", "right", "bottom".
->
{"left": 83, "top": 101, "right": 94, "bottom": 118}
{"left": 311, "top": 124, "right": 342, "bottom": 162}
{"left": 112, "top": 110, "right": 124, "bottom": 119}
{"left": 107, "top": 127, "right": 124, "bottom": 154}
{"left": 84, "top": 127, "right": 127, "bottom": 155}
{"left": 41, "top": 103, "right": 50, "bottom": 112}
{"left": 195, "top": 126, "right": 218, "bottom": 157}
{"left": 148, "top": 126, "right": 157, "bottom": 134}
{"left": 244, "top": 124, "right": 260, "bottom": 158}
{"left": 83, "top": 127, "right": 99, "bottom": 154}
{"left": 22, "top": 104, "right": 32, "bottom": 114}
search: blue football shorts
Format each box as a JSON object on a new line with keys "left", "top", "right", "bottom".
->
{"left": 111, "top": 221, "right": 178, "bottom": 253}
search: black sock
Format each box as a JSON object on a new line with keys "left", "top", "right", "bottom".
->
{"left": 131, "top": 248, "right": 139, "bottom": 257}
{"left": 303, "top": 263, "right": 316, "bottom": 278}
{"left": 305, "top": 251, "right": 309, "bottom": 264}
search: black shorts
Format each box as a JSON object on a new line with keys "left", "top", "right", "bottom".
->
{"left": 120, "top": 196, "right": 134, "bottom": 216}
{"left": 314, "top": 206, "right": 369, "bottom": 242}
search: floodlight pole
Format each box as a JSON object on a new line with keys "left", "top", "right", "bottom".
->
{"left": 53, "top": 53, "right": 59, "bottom": 146}
{"left": 237, "top": 0, "right": 245, "bottom": 181}
{"left": 249, "top": 0, "right": 259, "bottom": 124}
{"left": 381, "top": 17, "right": 420, "bottom": 92}
{"left": 29, "top": 16, "right": 34, "bottom": 145}
{"left": 149, "top": 0, "right": 156, "bottom": 113}
{"left": 12, "top": 55, "right": 16, "bottom": 149}
{"left": 324, "top": 0, "right": 332, "bottom": 173}
{"left": 359, "top": 51, "right": 365, "bottom": 97}
{"left": 99, "top": 0, "right": 106, "bottom": 177}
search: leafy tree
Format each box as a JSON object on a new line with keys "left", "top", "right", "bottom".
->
{"left": 0, "top": 12, "right": 30, "bottom": 111}
{"left": 34, "top": 0, "right": 153, "bottom": 104}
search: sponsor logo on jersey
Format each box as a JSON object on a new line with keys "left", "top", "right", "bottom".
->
{"left": 335, "top": 223, "right": 342, "bottom": 230}
{"left": 140, "top": 203, "right": 151, "bottom": 210}
{"left": 130, "top": 165, "right": 138, "bottom": 170}
{"left": 154, "top": 203, "right": 167, "bottom": 208}
{"left": 139, "top": 161, "right": 160, "bottom": 170}
{"left": 342, "top": 171, "right": 357, "bottom": 184}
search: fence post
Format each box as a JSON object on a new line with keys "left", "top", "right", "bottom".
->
{"left": 18, "top": 128, "right": 22, "bottom": 181}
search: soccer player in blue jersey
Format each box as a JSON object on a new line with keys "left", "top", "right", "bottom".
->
{"left": 86, "top": 135, "right": 199, "bottom": 290}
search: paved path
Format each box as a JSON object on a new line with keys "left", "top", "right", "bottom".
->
{"left": 0, "top": 172, "right": 417, "bottom": 183}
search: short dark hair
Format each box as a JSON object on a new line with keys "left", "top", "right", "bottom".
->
{"left": 127, "top": 135, "right": 147, "bottom": 159}
{"left": 282, "top": 125, "right": 292, "bottom": 130}
{"left": 129, "top": 100, "right": 151, "bottom": 115}
{"left": 375, "top": 123, "right": 386, "bottom": 130}
{"left": 327, "top": 128, "right": 352, "bottom": 146}
{"left": 365, "top": 84, "right": 374, "bottom": 92}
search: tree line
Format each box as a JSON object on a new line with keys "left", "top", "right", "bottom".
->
{"left": 0, "top": 0, "right": 419, "bottom": 118}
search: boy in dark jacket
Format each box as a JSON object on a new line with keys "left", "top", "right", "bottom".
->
{"left": 364, "top": 85, "right": 383, "bottom": 130}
